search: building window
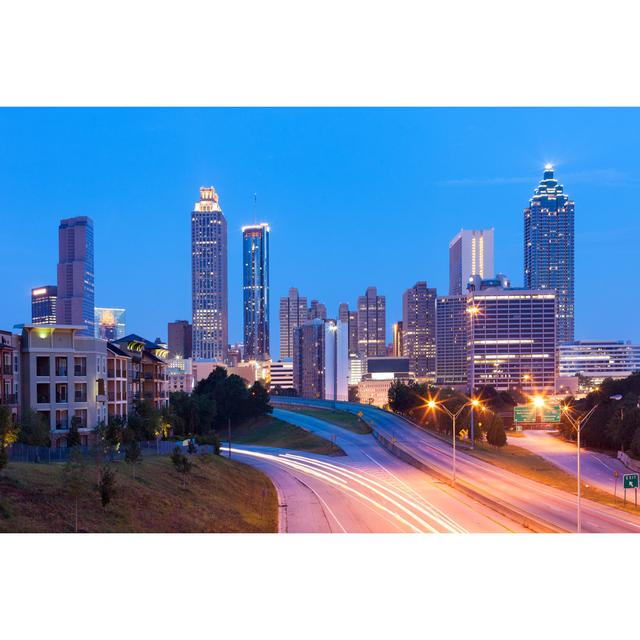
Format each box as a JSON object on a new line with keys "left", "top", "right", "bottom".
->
{"left": 73, "top": 409, "right": 87, "bottom": 429}
{"left": 55, "top": 357, "right": 68, "bottom": 377}
{"left": 36, "top": 383, "right": 50, "bottom": 404}
{"left": 55, "top": 383, "right": 68, "bottom": 403}
{"left": 56, "top": 409, "right": 69, "bottom": 430}
{"left": 36, "top": 356, "right": 50, "bottom": 377}
{"left": 74, "top": 357, "right": 87, "bottom": 377}
{"left": 74, "top": 383, "right": 87, "bottom": 403}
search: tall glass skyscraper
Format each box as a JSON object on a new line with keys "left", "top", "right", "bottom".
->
{"left": 56, "top": 216, "right": 95, "bottom": 336}
{"left": 191, "top": 187, "right": 228, "bottom": 362}
{"left": 280, "top": 287, "right": 307, "bottom": 359}
{"left": 242, "top": 223, "right": 270, "bottom": 360}
{"left": 524, "top": 165, "right": 575, "bottom": 344}
{"left": 402, "top": 281, "right": 437, "bottom": 379}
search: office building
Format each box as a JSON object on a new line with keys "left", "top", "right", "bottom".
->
{"left": 559, "top": 341, "right": 640, "bottom": 383}
{"left": 242, "top": 223, "right": 270, "bottom": 360}
{"left": 467, "top": 283, "right": 556, "bottom": 392}
{"left": 392, "top": 321, "right": 403, "bottom": 357}
{"left": 56, "top": 216, "right": 95, "bottom": 336}
{"left": 402, "top": 281, "right": 437, "bottom": 379}
{"left": 436, "top": 295, "right": 468, "bottom": 387}
{"left": 168, "top": 320, "right": 193, "bottom": 359}
{"left": 524, "top": 165, "right": 575, "bottom": 344}
{"left": 357, "top": 357, "right": 411, "bottom": 408}
{"left": 449, "top": 228, "right": 494, "bottom": 295}
{"left": 309, "top": 299, "right": 327, "bottom": 320}
{"left": 227, "top": 344, "right": 243, "bottom": 367}
{"left": 166, "top": 356, "right": 194, "bottom": 395}
{"left": 357, "top": 286, "right": 386, "bottom": 361}
{"left": 280, "top": 288, "right": 308, "bottom": 359}
{"left": 20, "top": 325, "right": 108, "bottom": 446}
{"left": 293, "top": 318, "right": 348, "bottom": 400}
{"left": 31, "top": 286, "right": 57, "bottom": 325}
{"left": 95, "top": 307, "right": 126, "bottom": 341}
{"left": 192, "top": 187, "right": 228, "bottom": 362}
{"left": 339, "top": 303, "right": 358, "bottom": 355}
{"left": 270, "top": 359, "right": 294, "bottom": 390}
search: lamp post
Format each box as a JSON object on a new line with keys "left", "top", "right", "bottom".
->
{"left": 561, "top": 394, "right": 622, "bottom": 533}
{"left": 426, "top": 397, "right": 482, "bottom": 484}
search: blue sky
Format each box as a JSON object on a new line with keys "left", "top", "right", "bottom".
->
{"left": 1, "top": 107, "right": 638, "bottom": 357}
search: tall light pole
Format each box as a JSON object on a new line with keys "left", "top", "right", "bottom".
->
{"left": 466, "top": 302, "right": 480, "bottom": 447}
{"left": 561, "top": 395, "right": 621, "bottom": 533}
{"left": 426, "top": 397, "right": 481, "bottom": 484}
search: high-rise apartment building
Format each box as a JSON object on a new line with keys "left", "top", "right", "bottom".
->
{"left": 56, "top": 217, "right": 95, "bottom": 336}
{"left": 293, "top": 318, "right": 348, "bottom": 400}
{"left": 191, "top": 187, "right": 228, "bottom": 362}
{"left": 357, "top": 287, "right": 386, "bottom": 361}
{"left": 242, "top": 223, "right": 270, "bottom": 360}
{"left": 94, "top": 308, "right": 126, "bottom": 341}
{"left": 402, "top": 282, "right": 437, "bottom": 379}
{"left": 449, "top": 228, "right": 494, "bottom": 296}
{"left": 435, "top": 295, "right": 468, "bottom": 387}
{"left": 309, "top": 299, "right": 327, "bottom": 320}
{"left": 31, "top": 286, "right": 57, "bottom": 325}
{"left": 524, "top": 165, "right": 575, "bottom": 344}
{"left": 467, "top": 284, "right": 556, "bottom": 392}
{"left": 168, "top": 320, "right": 193, "bottom": 359}
{"left": 280, "top": 288, "right": 308, "bottom": 359}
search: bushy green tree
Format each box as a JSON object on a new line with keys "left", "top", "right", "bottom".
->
{"left": 246, "top": 381, "right": 271, "bottom": 418}
{"left": 128, "top": 399, "right": 162, "bottom": 441}
{"left": 486, "top": 413, "right": 507, "bottom": 447}
{"left": 98, "top": 464, "right": 116, "bottom": 507}
{"left": 171, "top": 446, "right": 192, "bottom": 488}
{"left": 17, "top": 409, "right": 49, "bottom": 447}
{"left": 66, "top": 418, "right": 82, "bottom": 448}
{"left": 629, "top": 426, "right": 640, "bottom": 459}
{"left": 124, "top": 439, "right": 142, "bottom": 478}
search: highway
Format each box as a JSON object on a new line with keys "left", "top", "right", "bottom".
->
{"left": 509, "top": 429, "right": 631, "bottom": 497}
{"left": 272, "top": 397, "right": 640, "bottom": 533}
{"left": 232, "top": 408, "right": 528, "bottom": 533}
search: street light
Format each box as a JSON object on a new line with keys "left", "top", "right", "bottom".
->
{"left": 562, "top": 394, "right": 622, "bottom": 533}
{"left": 425, "top": 397, "right": 483, "bottom": 484}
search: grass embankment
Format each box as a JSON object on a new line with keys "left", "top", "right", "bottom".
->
{"left": 231, "top": 415, "right": 345, "bottom": 456}
{"left": 464, "top": 441, "right": 640, "bottom": 516}
{"left": 283, "top": 407, "right": 372, "bottom": 435}
{"left": 0, "top": 454, "right": 277, "bottom": 533}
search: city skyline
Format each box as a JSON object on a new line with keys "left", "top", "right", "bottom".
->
{"left": 2, "top": 108, "right": 640, "bottom": 355}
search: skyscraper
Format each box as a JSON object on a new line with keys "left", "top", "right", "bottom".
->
{"left": 435, "top": 295, "right": 467, "bottom": 387}
{"left": 449, "top": 229, "right": 494, "bottom": 295}
{"left": 168, "top": 320, "right": 193, "bottom": 358}
{"left": 243, "top": 223, "right": 270, "bottom": 360}
{"left": 56, "top": 216, "right": 95, "bottom": 336}
{"left": 94, "top": 307, "right": 126, "bottom": 341}
{"left": 31, "top": 286, "right": 57, "bottom": 325}
{"left": 402, "top": 282, "right": 437, "bottom": 379}
{"left": 338, "top": 303, "right": 358, "bottom": 355}
{"left": 280, "top": 288, "right": 308, "bottom": 359}
{"left": 357, "top": 286, "right": 386, "bottom": 360}
{"left": 191, "top": 187, "right": 228, "bottom": 362}
{"left": 524, "top": 165, "right": 575, "bottom": 344}
{"left": 392, "top": 321, "right": 403, "bottom": 357}
{"left": 309, "top": 299, "right": 327, "bottom": 320}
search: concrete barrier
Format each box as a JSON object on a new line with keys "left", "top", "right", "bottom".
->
{"left": 372, "top": 429, "right": 566, "bottom": 534}
{"left": 617, "top": 450, "right": 640, "bottom": 473}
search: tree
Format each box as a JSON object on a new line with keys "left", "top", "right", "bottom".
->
{"left": 62, "top": 447, "right": 87, "bottom": 532}
{"left": 0, "top": 406, "right": 19, "bottom": 448}
{"left": 485, "top": 413, "right": 507, "bottom": 447}
{"left": 246, "top": 381, "right": 271, "bottom": 418}
{"left": 0, "top": 447, "right": 7, "bottom": 474}
{"left": 124, "top": 439, "right": 142, "bottom": 478}
{"left": 95, "top": 416, "right": 124, "bottom": 450}
{"left": 630, "top": 426, "right": 640, "bottom": 459}
{"left": 171, "top": 446, "right": 192, "bottom": 488}
{"left": 215, "top": 374, "right": 249, "bottom": 428}
{"left": 16, "top": 409, "right": 48, "bottom": 447}
{"left": 128, "top": 399, "right": 162, "bottom": 441}
{"left": 97, "top": 464, "right": 116, "bottom": 508}
{"left": 348, "top": 386, "right": 359, "bottom": 402}
{"left": 67, "top": 417, "right": 82, "bottom": 448}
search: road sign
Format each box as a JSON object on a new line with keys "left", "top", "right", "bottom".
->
{"left": 541, "top": 404, "right": 561, "bottom": 423}
{"left": 623, "top": 473, "right": 639, "bottom": 489}
{"left": 514, "top": 405, "right": 536, "bottom": 423}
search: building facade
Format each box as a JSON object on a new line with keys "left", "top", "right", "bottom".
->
{"left": 168, "top": 320, "right": 193, "bottom": 359}
{"left": 31, "top": 286, "right": 57, "bottom": 325}
{"left": 308, "top": 299, "right": 327, "bottom": 320}
{"left": 269, "top": 359, "right": 294, "bottom": 390}
{"left": 524, "top": 165, "right": 575, "bottom": 344}
{"left": 95, "top": 307, "right": 126, "bottom": 341}
{"left": 242, "top": 223, "right": 270, "bottom": 361}
{"left": 293, "top": 319, "right": 348, "bottom": 400}
{"left": 280, "top": 288, "right": 308, "bottom": 359}
{"left": 449, "top": 228, "right": 494, "bottom": 295}
{"left": 192, "top": 187, "right": 228, "bottom": 362}
{"left": 357, "top": 286, "right": 386, "bottom": 361}
{"left": 106, "top": 342, "right": 130, "bottom": 420}
{"left": 435, "top": 295, "right": 468, "bottom": 387}
{"left": 0, "top": 330, "right": 20, "bottom": 421}
{"left": 20, "top": 325, "right": 108, "bottom": 446}
{"left": 467, "top": 286, "right": 557, "bottom": 393}
{"left": 56, "top": 216, "right": 95, "bottom": 336}
{"left": 559, "top": 341, "right": 640, "bottom": 382}
{"left": 402, "top": 281, "right": 437, "bottom": 379}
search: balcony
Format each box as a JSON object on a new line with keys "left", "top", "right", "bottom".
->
{"left": 74, "top": 393, "right": 87, "bottom": 403}
{"left": 2, "top": 364, "right": 12, "bottom": 375}
{"left": 74, "top": 367, "right": 87, "bottom": 377}
{"left": 0, "top": 394, "right": 17, "bottom": 405}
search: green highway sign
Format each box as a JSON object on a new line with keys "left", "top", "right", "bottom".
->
{"left": 541, "top": 404, "right": 561, "bottom": 423}
{"left": 514, "top": 405, "right": 537, "bottom": 423}
{"left": 623, "top": 474, "right": 639, "bottom": 490}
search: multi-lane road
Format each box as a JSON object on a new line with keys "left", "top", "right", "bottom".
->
{"left": 233, "top": 408, "right": 527, "bottom": 533}
{"left": 265, "top": 398, "right": 640, "bottom": 533}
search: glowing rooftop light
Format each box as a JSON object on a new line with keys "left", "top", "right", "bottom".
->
{"left": 544, "top": 163, "right": 553, "bottom": 170}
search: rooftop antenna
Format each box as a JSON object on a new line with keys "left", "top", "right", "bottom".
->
{"left": 253, "top": 192, "right": 257, "bottom": 224}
